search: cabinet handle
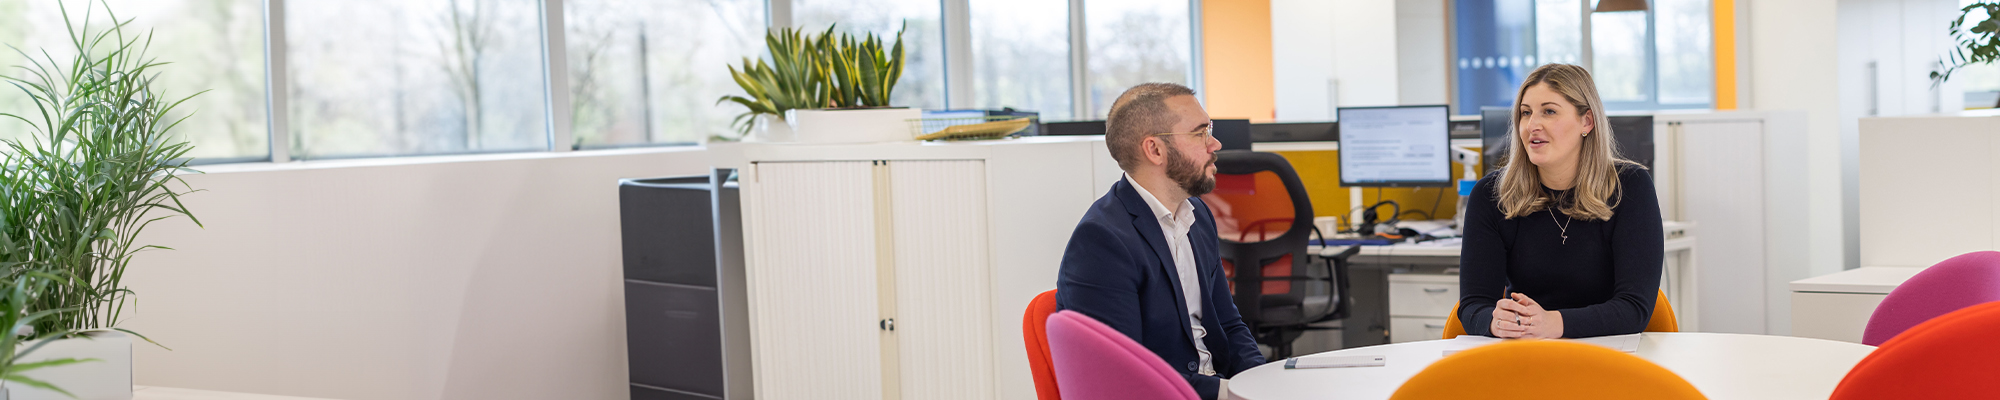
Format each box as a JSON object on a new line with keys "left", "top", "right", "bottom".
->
{"left": 1424, "top": 324, "right": 1445, "bottom": 329}
{"left": 1423, "top": 288, "right": 1448, "bottom": 294}
{"left": 880, "top": 318, "right": 895, "bottom": 331}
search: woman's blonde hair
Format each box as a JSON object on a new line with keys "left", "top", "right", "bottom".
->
{"left": 1494, "top": 63, "right": 1641, "bottom": 221}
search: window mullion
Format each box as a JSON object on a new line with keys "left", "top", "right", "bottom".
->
{"left": 263, "top": 0, "right": 291, "bottom": 162}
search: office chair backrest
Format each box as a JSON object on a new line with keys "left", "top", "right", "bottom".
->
{"left": 1390, "top": 340, "right": 1706, "bottom": 400}
{"left": 1202, "top": 150, "right": 1319, "bottom": 303}
{"left": 1045, "top": 310, "right": 1201, "bottom": 400}
{"left": 1442, "top": 289, "right": 1678, "bottom": 339}
{"left": 1022, "top": 290, "right": 1062, "bottom": 400}
{"left": 1861, "top": 251, "right": 2000, "bottom": 346}
{"left": 1833, "top": 300, "right": 2000, "bottom": 399}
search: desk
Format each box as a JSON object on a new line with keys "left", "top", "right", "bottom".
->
{"left": 1227, "top": 333, "right": 1874, "bottom": 400}
{"left": 1308, "top": 222, "right": 1697, "bottom": 348}
{"left": 1789, "top": 266, "right": 1925, "bottom": 343}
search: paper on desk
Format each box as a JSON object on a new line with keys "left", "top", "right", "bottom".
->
{"left": 1440, "top": 333, "right": 1641, "bottom": 356}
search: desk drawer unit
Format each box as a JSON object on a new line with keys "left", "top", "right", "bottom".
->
{"left": 1388, "top": 274, "right": 1459, "bottom": 318}
{"left": 1391, "top": 317, "right": 1452, "bottom": 343}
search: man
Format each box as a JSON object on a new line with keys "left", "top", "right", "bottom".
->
{"left": 1056, "top": 83, "right": 1263, "bottom": 400}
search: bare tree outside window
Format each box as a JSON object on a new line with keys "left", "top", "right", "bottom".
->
{"left": 286, "top": 0, "right": 545, "bottom": 159}
{"left": 0, "top": 0, "right": 266, "bottom": 161}
{"left": 565, "top": 0, "right": 764, "bottom": 147}
{"left": 969, "top": 0, "right": 1071, "bottom": 121}
{"left": 1085, "top": 0, "right": 1192, "bottom": 118}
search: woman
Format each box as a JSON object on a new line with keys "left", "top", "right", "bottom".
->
{"left": 1456, "top": 64, "right": 1663, "bottom": 339}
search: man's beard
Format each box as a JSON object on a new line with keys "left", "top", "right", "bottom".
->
{"left": 1165, "top": 147, "right": 1216, "bottom": 196}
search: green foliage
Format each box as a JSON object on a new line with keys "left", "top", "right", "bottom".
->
{"left": 0, "top": 0, "right": 202, "bottom": 339}
{"left": 821, "top": 22, "right": 906, "bottom": 110}
{"left": 717, "top": 23, "right": 908, "bottom": 136}
{"left": 1933, "top": 3, "right": 2000, "bottom": 87}
{"left": 0, "top": 272, "right": 98, "bottom": 399}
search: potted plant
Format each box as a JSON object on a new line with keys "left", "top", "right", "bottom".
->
{"left": 719, "top": 24, "right": 916, "bottom": 143}
{"left": 0, "top": 273, "right": 102, "bottom": 400}
{"left": 0, "top": 2, "right": 197, "bottom": 399}
{"left": 1933, "top": 2, "right": 1999, "bottom": 108}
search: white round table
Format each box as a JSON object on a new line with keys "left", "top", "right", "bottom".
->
{"left": 1227, "top": 333, "right": 1875, "bottom": 400}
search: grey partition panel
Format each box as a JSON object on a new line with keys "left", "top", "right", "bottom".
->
{"left": 618, "top": 172, "right": 750, "bottom": 400}
{"left": 625, "top": 281, "right": 723, "bottom": 395}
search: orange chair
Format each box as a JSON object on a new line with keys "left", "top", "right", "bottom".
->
{"left": 1442, "top": 289, "right": 1678, "bottom": 339}
{"left": 1022, "top": 289, "right": 1062, "bottom": 400}
{"left": 1831, "top": 300, "right": 2000, "bottom": 399}
{"left": 1201, "top": 150, "right": 1354, "bottom": 359}
{"left": 1390, "top": 340, "right": 1706, "bottom": 400}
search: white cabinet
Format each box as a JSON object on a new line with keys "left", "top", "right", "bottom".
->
{"left": 1655, "top": 111, "right": 1812, "bottom": 335}
{"left": 1789, "top": 266, "right": 1923, "bottom": 343}
{"left": 722, "top": 137, "right": 1123, "bottom": 400}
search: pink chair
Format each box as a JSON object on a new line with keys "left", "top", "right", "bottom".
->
{"left": 1045, "top": 310, "right": 1200, "bottom": 400}
{"left": 1862, "top": 251, "right": 2000, "bottom": 346}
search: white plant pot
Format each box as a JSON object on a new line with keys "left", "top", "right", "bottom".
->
{"left": 750, "top": 114, "right": 795, "bottom": 142}
{"left": 11, "top": 331, "right": 132, "bottom": 400}
{"left": 784, "top": 108, "right": 923, "bottom": 143}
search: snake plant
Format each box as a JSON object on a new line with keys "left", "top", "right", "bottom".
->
{"left": 718, "top": 23, "right": 908, "bottom": 136}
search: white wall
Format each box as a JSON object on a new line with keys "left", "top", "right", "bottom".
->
{"left": 1396, "top": 0, "right": 1448, "bottom": 106}
{"left": 1272, "top": 0, "right": 1338, "bottom": 121}
{"left": 1271, "top": 0, "right": 1405, "bottom": 122}
{"left": 1746, "top": 0, "right": 1847, "bottom": 279}
{"left": 1835, "top": 0, "right": 1964, "bottom": 270}
{"left": 123, "top": 148, "right": 710, "bottom": 399}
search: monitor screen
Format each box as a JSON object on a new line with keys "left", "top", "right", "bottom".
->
{"left": 1212, "top": 119, "right": 1252, "bottom": 151}
{"left": 1608, "top": 115, "right": 1654, "bottom": 169}
{"left": 1337, "top": 105, "right": 1452, "bottom": 187}
{"left": 1480, "top": 107, "right": 1512, "bottom": 175}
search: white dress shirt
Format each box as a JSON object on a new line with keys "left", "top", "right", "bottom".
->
{"left": 1125, "top": 173, "right": 1215, "bottom": 376}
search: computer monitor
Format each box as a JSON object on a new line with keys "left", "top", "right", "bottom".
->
{"left": 1336, "top": 105, "right": 1452, "bottom": 187}
{"left": 1479, "top": 107, "right": 1512, "bottom": 175}
{"left": 1041, "top": 120, "right": 1106, "bottom": 136}
{"left": 1249, "top": 122, "right": 1337, "bottom": 142}
{"left": 1212, "top": 119, "right": 1252, "bottom": 151}
{"left": 1607, "top": 115, "right": 1654, "bottom": 169}
{"left": 1478, "top": 111, "right": 1655, "bottom": 174}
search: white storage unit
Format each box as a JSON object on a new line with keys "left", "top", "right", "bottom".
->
{"left": 716, "top": 137, "right": 1123, "bottom": 400}
{"left": 1387, "top": 273, "right": 1456, "bottom": 343}
{"left": 1653, "top": 111, "right": 1814, "bottom": 335}
{"left": 1790, "top": 266, "right": 1923, "bottom": 343}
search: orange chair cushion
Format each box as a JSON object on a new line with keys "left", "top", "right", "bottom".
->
{"left": 1023, "top": 289, "right": 1062, "bottom": 400}
{"left": 1390, "top": 340, "right": 1706, "bottom": 400}
{"left": 1443, "top": 289, "right": 1678, "bottom": 339}
{"left": 1831, "top": 300, "right": 2000, "bottom": 399}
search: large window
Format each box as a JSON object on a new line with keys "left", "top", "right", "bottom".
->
{"left": 0, "top": 0, "right": 268, "bottom": 161}
{"left": 795, "top": 0, "right": 947, "bottom": 111}
{"left": 968, "top": 0, "right": 1072, "bottom": 121}
{"left": 286, "top": 0, "right": 549, "bottom": 159}
{"left": 1085, "top": 0, "right": 1193, "bottom": 118}
{"left": 563, "top": 0, "right": 764, "bottom": 147}
{"left": 0, "top": 0, "right": 1207, "bottom": 164}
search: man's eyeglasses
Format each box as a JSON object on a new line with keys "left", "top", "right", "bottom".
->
{"left": 1151, "top": 126, "right": 1213, "bottom": 142}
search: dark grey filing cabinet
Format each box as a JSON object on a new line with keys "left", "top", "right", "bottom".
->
{"left": 618, "top": 169, "right": 751, "bottom": 400}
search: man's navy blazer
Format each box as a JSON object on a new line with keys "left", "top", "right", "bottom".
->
{"left": 1056, "top": 177, "right": 1265, "bottom": 400}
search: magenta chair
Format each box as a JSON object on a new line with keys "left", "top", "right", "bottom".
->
{"left": 1862, "top": 251, "right": 2000, "bottom": 346}
{"left": 1045, "top": 310, "right": 1200, "bottom": 400}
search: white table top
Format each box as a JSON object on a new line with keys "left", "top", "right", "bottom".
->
{"left": 1227, "top": 333, "right": 1875, "bottom": 400}
{"left": 1789, "top": 266, "right": 1925, "bottom": 294}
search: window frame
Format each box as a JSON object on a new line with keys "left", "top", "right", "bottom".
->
{"left": 229, "top": 0, "right": 1208, "bottom": 164}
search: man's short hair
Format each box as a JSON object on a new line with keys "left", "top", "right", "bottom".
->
{"left": 1105, "top": 83, "right": 1196, "bottom": 171}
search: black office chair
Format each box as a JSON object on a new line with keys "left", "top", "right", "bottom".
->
{"left": 1199, "top": 150, "right": 1356, "bottom": 359}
